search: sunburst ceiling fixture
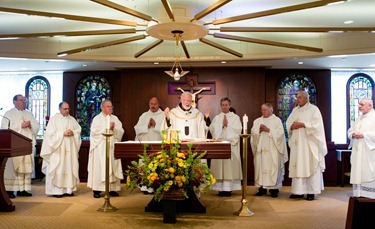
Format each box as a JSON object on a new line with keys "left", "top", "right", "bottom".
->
{"left": 164, "top": 58, "right": 189, "bottom": 81}
{"left": 1, "top": 0, "right": 373, "bottom": 66}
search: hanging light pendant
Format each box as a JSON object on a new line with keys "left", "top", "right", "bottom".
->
{"left": 165, "top": 58, "right": 189, "bottom": 81}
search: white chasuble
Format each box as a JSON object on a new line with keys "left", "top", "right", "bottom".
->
{"left": 251, "top": 114, "right": 288, "bottom": 188}
{"left": 40, "top": 113, "right": 81, "bottom": 194}
{"left": 286, "top": 102, "right": 327, "bottom": 178}
{"left": 88, "top": 112, "right": 124, "bottom": 191}
{"left": 163, "top": 105, "right": 205, "bottom": 140}
{"left": 209, "top": 112, "right": 242, "bottom": 191}
{"left": 134, "top": 108, "right": 165, "bottom": 141}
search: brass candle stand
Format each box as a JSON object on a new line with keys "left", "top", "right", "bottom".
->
{"left": 98, "top": 130, "right": 117, "bottom": 212}
{"left": 234, "top": 131, "right": 254, "bottom": 217}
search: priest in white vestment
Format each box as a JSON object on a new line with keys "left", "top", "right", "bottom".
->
{"left": 87, "top": 100, "right": 124, "bottom": 198}
{"left": 134, "top": 97, "right": 165, "bottom": 194}
{"left": 1, "top": 94, "right": 39, "bottom": 198}
{"left": 135, "top": 97, "right": 165, "bottom": 142}
{"left": 286, "top": 91, "right": 327, "bottom": 201}
{"left": 251, "top": 103, "right": 288, "bottom": 198}
{"left": 348, "top": 98, "right": 375, "bottom": 199}
{"left": 40, "top": 102, "right": 81, "bottom": 198}
{"left": 163, "top": 92, "right": 205, "bottom": 140}
{"left": 209, "top": 98, "right": 242, "bottom": 197}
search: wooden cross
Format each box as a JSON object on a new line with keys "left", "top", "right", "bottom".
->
{"left": 168, "top": 75, "right": 216, "bottom": 108}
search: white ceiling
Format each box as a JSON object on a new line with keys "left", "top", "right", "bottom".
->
{"left": 0, "top": 0, "right": 375, "bottom": 72}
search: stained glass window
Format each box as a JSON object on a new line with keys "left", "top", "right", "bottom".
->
{"left": 347, "top": 73, "right": 374, "bottom": 128}
{"left": 277, "top": 73, "right": 317, "bottom": 140}
{"left": 25, "top": 76, "right": 50, "bottom": 139}
{"left": 76, "top": 75, "right": 111, "bottom": 139}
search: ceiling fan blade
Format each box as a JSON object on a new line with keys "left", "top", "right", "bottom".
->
{"left": 212, "top": 0, "right": 345, "bottom": 25}
{"left": 0, "top": 29, "right": 137, "bottom": 39}
{"left": 199, "top": 38, "right": 243, "bottom": 58}
{"left": 0, "top": 6, "right": 137, "bottom": 26}
{"left": 214, "top": 33, "right": 323, "bottom": 52}
{"left": 220, "top": 27, "right": 375, "bottom": 33}
{"left": 161, "top": 0, "right": 175, "bottom": 21}
{"left": 90, "top": 0, "right": 153, "bottom": 21}
{"left": 134, "top": 39, "right": 164, "bottom": 58}
{"left": 180, "top": 41, "right": 190, "bottom": 59}
{"left": 57, "top": 34, "right": 146, "bottom": 56}
{"left": 190, "top": 0, "right": 232, "bottom": 22}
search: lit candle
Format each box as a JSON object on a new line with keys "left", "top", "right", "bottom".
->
{"left": 243, "top": 114, "right": 248, "bottom": 134}
{"left": 106, "top": 115, "right": 110, "bottom": 130}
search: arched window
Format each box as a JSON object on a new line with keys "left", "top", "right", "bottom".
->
{"left": 25, "top": 76, "right": 51, "bottom": 139}
{"left": 347, "top": 73, "right": 374, "bottom": 130}
{"left": 277, "top": 73, "right": 317, "bottom": 139}
{"left": 75, "top": 75, "right": 112, "bottom": 139}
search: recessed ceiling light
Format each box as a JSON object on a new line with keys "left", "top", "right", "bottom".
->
{"left": 344, "top": 20, "right": 354, "bottom": 24}
{"left": 82, "top": 64, "right": 87, "bottom": 67}
{"left": 154, "top": 62, "right": 159, "bottom": 65}
{"left": 298, "top": 61, "right": 303, "bottom": 65}
{"left": 221, "top": 61, "right": 227, "bottom": 64}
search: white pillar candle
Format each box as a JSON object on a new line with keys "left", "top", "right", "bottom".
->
{"left": 106, "top": 115, "right": 111, "bottom": 130}
{"left": 243, "top": 114, "right": 248, "bottom": 134}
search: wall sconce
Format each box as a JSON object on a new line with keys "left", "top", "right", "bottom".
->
{"left": 164, "top": 59, "right": 189, "bottom": 81}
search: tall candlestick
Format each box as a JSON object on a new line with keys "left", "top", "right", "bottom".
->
{"left": 243, "top": 114, "right": 248, "bottom": 134}
{"left": 106, "top": 115, "right": 110, "bottom": 130}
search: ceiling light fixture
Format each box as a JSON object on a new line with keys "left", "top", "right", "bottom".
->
{"left": 171, "top": 30, "right": 183, "bottom": 46}
{"left": 164, "top": 58, "right": 189, "bottom": 81}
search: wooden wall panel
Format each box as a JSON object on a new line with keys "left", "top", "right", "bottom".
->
{"left": 61, "top": 67, "right": 336, "bottom": 186}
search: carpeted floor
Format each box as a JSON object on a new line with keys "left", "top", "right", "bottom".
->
{"left": 0, "top": 180, "right": 352, "bottom": 229}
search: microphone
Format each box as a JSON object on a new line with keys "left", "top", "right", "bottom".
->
{"left": 0, "top": 108, "right": 10, "bottom": 129}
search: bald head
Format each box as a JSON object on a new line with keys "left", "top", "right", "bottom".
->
{"left": 149, "top": 97, "right": 160, "bottom": 113}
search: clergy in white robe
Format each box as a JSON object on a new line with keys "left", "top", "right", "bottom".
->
{"left": 134, "top": 97, "right": 165, "bottom": 193}
{"left": 87, "top": 100, "right": 124, "bottom": 198}
{"left": 1, "top": 94, "right": 39, "bottom": 198}
{"left": 40, "top": 102, "right": 81, "bottom": 197}
{"left": 163, "top": 92, "right": 205, "bottom": 140}
{"left": 348, "top": 98, "right": 375, "bottom": 199}
{"left": 286, "top": 91, "right": 327, "bottom": 201}
{"left": 251, "top": 103, "right": 288, "bottom": 198}
{"left": 209, "top": 98, "right": 242, "bottom": 197}
{"left": 134, "top": 97, "right": 165, "bottom": 141}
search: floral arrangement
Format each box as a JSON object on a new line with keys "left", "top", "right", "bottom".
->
{"left": 125, "top": 133, "right": 216, "bottom": 201}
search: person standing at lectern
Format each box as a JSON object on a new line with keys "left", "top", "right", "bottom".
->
{"left": 134, "top": 97, "right": 165, "bottom": 194}
{"left": 40, "top": 102, "right": 82, "bottom": 198}
{"left": 87, "top": 100, "right": 124, "bottom": 198}
{"left": 250, "top": 103, "right": 288, "bottom": 198}
{"left": 286, "top": 91, "right": 327, "bottom": 201}
{"left": 162, "top": 91, "right": 205, "bottom": 140}
{"left": 348, "top": 98, "right": 375, "bottom": 198}
{"left": 209, "top": 98, "right": 242, "bottom": 197}
{"left": 1, "top": 94, "right": 40, "bottom": 198}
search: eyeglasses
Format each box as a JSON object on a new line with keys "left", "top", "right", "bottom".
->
{"left": 62, "top": 108, "right": 70, "bottom": 110}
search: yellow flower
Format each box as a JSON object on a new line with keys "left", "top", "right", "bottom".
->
{"left": 168, "top": 180, "right": 173, "bottom": 186}
{"left": 181, "top": 176, "right": 186, "bottom": 183}
{"left": 168, "top": 167, "right": 175, "bottom": 174}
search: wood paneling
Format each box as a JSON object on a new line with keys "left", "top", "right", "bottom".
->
{"left": 60, "top": 67, "right": 336, "bottom": 186}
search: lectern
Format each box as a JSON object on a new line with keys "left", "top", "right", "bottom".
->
{"left": 0, "top": 129, "right": 32, "bottom": 212}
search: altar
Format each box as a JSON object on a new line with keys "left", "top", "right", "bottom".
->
{"left": 114, "top": 140, "right": 231, "bottom": 214}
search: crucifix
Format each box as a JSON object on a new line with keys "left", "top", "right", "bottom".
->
{"left": 168, "top": 75, "right": 216, "bottom": 108}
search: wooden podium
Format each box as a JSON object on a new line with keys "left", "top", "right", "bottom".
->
{"left": 0, "top": 129, "right": 32, "bottom": 212}
{"left": 114, "top": 140, "right": 231, "bottom": 213}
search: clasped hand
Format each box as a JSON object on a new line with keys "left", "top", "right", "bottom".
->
{"left": 64, "top": 129, "right": 73, "bottom": 137}
{"left": 148, "top": 118, "right": 156, "bottom": 128}
{"left": 291, "top": 121, "right": 305, "bottom": 130}
{"left": 352, "top": 132, "right": 364, "bottom": 139}
{"left": 259, "top": 124, "right": 270, "bottom": 133}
